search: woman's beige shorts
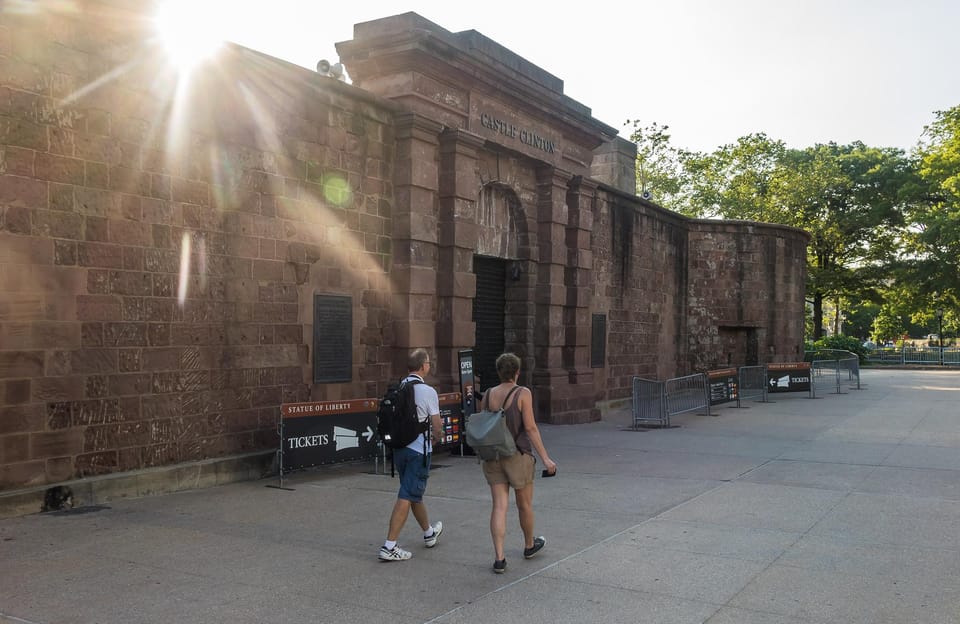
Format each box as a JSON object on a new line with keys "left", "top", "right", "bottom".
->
{"left": 482, "top": 452, "right": 535, "bottom": 489}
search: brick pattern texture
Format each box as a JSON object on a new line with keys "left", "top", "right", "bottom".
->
{"left": 0, "top": 2, "right": 395, "bottom": 489}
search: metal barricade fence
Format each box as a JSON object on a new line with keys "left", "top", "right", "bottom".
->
{"left": 867, "top": 346, "right": 960, "bottom": 365}
{"left": 903, "top": 347, "right": 940, "bottom": 364}
{"left": 738, "top": 365, "right": 768, "bottom": 403}
{"left": 811, "top": 359, "right": 840, "bottom": 396}
{"left": 838, "top": 354, "right": 860, "bottom": 391}
{"left": 945, "top": 348, "right": 960, "bottom": 364}
{"left": 632, "top": 376, "right": 668, "bottom": 428}
{"left": 664, "top": 373, "right": 711, "bottom": 419}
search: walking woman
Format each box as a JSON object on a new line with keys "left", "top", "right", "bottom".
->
{"left": 480, "top": 352, "right": 557, "bottom": 573}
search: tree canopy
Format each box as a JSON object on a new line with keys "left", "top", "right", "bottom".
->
{"left": 629, "top": 106, "right": 960, "bottom": 341}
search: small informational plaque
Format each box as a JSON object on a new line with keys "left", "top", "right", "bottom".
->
{"left": 591, "top": 314, "right": 606, "bottom": 368}
{"left": 313, "top": 294, "right": 351, "bottom": 383}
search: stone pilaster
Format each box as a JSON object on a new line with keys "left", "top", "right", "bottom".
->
{"left": 390, "top": 113, "right": 443, "bottom": 377}
{"left": 435, "top": 128, "right": 486, "bottom": 388}
{"left": 563, "top": 176, "right": 600, "bottom": 421}
{"left": 532, "top": 166, "right": 575, "bottom": 423}
{"left": 590, "top": 137, "right": 638, "bottom": 195}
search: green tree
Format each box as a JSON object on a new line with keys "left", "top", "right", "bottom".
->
{"left": 901, "top": 105, "right": 960, "bottom": 307}
{"left": 676, "top": 139, "right": 911, "bottom": 338}
{"left": 626, "top": 121, "right": 689, "bottom": 213}
{"left": 871, "top": 304, "right": 907, "bottom": 344}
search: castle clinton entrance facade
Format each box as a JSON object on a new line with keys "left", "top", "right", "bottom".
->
{"left": 0, "top": 4, "right": 808, "bottom": 502}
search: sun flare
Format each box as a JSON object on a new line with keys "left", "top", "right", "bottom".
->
{"left": 153, "top": 0, "right": 227, "bottom": 72}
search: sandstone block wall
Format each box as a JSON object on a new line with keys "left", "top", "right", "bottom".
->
{"left": 0, "top": 3, "right": 397, "bottom": 490}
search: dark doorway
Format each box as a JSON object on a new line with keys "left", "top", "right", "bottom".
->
{"left": 473, "top": 256, "right": 506, "bottom": 393}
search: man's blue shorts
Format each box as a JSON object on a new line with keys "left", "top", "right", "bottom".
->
{"left": 394, "top": 446, "right": 431, "bottom": 503}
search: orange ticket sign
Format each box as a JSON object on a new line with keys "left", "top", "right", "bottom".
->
{"left": 280, "top": 398, "right": 379, "bottom": 472}
{"left": 707, "top": 368, "right": 739, "bottom": 405}
{"left": 766, "top": 362, "right": 811, "bottom": 393}
{"left": 436, "top": 392, "right": 463, "bottom": 448}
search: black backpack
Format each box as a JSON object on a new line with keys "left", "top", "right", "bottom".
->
{"left": 377, "top": 379, "right": 424, "bottom": 449}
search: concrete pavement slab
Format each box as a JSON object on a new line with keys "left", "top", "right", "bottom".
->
{"left": 728, "top": 563, "right": 958, "bottom": 624}
{"left": 809, "top": 491, "right": 960, "bottom": 550}
{"left": 623, "top": 519, "right": 801, "bottom": 564}
{"left": 657, "top": 481, "right": 847, "bottom": 533}
{"left": 738, "top": 459, "right": 878, "bottom": 491}
{"left": 427, "top": 575, "right": 721, "bottom": 624}
{"left": 2, "top": 368, "right": 959, "bottom": 624}
{"left": 777, "top": 534, "right": 960, "bottom": 592}
{"left": 542, "top": 537, "right": 771, "bottom": 605}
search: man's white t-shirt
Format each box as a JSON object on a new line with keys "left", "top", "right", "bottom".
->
{"left": 402, "top": 374, "right": 440, "bottom": 454}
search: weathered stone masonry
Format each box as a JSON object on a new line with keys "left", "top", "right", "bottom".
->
{"left": 0, "top": 3, "right": 808, "bottom": 506}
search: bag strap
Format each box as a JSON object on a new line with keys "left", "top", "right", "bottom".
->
{"left": 494, "top": 385, "right": 522, "bottom": 412}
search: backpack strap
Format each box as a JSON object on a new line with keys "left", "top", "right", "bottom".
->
{"left": 495, "top": 385, "right": 522, "bottom": 412}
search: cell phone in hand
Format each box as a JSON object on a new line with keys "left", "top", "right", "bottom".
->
{"left": 541, "top": 468, "right": 557, "bottom": 478}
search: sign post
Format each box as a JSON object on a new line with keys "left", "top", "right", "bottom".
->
{"left": 457, "top": 349, "right": 476, "bottom": 456}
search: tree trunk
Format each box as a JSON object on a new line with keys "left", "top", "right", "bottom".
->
{"left": 833, "top": 297, "right": 842, "bottom": 335}
{"left": 813, "top": 293, "right": 825, "bottom": 339}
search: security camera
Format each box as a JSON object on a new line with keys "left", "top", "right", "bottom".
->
{"left": 641, "top": 190, "right": 652, "bottom": 200}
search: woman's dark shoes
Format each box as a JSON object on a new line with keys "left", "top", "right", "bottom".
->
{"left": 493, "top": 558, "right": 507, "bottom": 574}
{"left": 523, "top": 536, "right": 546, "bottom": 559}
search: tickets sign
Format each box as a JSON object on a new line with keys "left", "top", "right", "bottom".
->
{"left": 766, "top": 362, "right": 811, "bottom": 393}
{"left": 280, "top": 398, "right": 379, "bottom": 471}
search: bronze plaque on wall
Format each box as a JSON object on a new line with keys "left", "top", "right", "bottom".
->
{"left": 591, "top": 314, "right": 606, "bottom": 368}
{"left": 313, "top": 294, "right": 351, "bottom": 383}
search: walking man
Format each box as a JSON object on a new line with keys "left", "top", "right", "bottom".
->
{"left": 379, "top": 348, "right": 444, "bottom": 561}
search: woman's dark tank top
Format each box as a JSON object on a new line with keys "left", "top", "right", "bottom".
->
{"left": 485, "top": 384, "right": 532, "bottom": 455}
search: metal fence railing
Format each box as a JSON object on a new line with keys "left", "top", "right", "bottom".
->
{"left": 866, "top": 346, "right": 960, "bottom": 366}
{"left": 806, "top": 349, "right": 860, "bottom": 393}
{"left": 630, "top": 358, "right": 860, "bottom": 430}
{"left": 738, "top": 365, "right": 768, "bottom": 403}
{"left": 839, "top": 355, "right": 860, "bottom": 392}
{"left": 631, "top": 376, "right": 668, "bottom": 428}
{"left": 664, "top": 373, "right": 711, "bottom": 419}
{"left": 811, "top": 359, "right": 840, "bottom": 396}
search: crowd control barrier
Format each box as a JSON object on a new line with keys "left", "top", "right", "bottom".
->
{"left": 806, "top": 349, "right": 861, "bottom": 395}
{"left": 738, "top": 365, "right": 768, "bottom": 403}
{"left": 631, "top": 377, "right": 668, "bottom": 428}
{"left": 665, "top": 373, "right": 711, "bottom": 419}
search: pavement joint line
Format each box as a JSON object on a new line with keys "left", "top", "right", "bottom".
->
{"left": 420, "top": 521, "right": 645, "bottom": 624}
{"left": 421, "top": 476, "right": 739, "bottom": 624}
{"left": 717, "top": 487, "right": 859, "bottom": 615}
{"left": 0, "top": 612, "right": 46, "bottom": 624}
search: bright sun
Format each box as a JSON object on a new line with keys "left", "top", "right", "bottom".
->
{"left": 153, "top": 0, "right": 228, "bottom": 71}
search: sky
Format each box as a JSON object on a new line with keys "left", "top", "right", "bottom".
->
{"left": 194, "top": 0, "right": 959, "bottom": 154}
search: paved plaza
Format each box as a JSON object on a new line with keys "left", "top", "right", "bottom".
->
{"left": 2, "top": 368, "right": 959, "bottom": 623}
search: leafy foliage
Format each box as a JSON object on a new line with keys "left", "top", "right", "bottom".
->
{"left": 629, "top": 107, "right": 960, "bottom": 345}
{"left": 811, "top": 334, "right": 870, "bottom": 363}
{"left": 626, "top": 121, "right": 691, "bottom": 213}
{"left": 899, "top": 105, "right": 960, "bottom": 308}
